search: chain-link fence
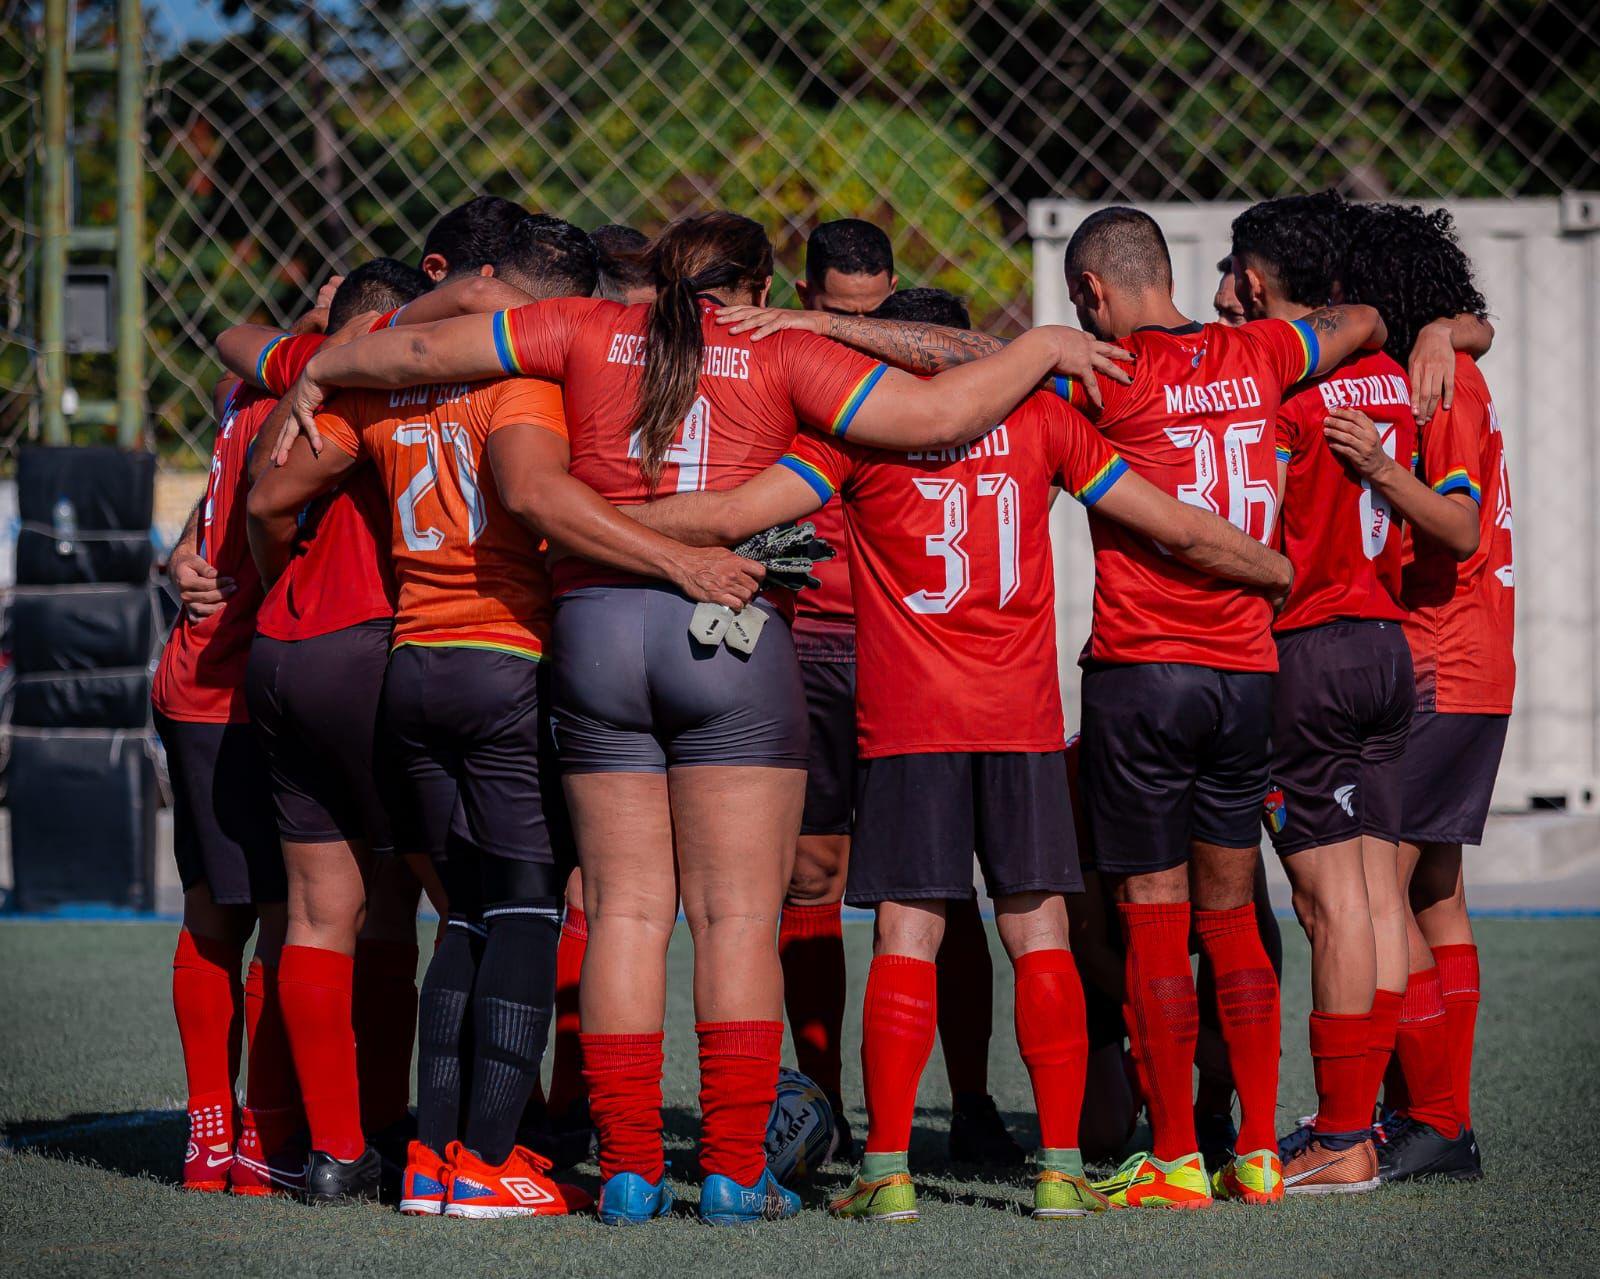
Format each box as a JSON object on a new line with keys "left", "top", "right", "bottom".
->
{"left": 4, "top": 0, "right": 1599, "bottom": 469}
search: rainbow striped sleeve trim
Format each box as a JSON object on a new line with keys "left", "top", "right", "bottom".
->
{"left": 829, "top": 363, "right": 887, "bottom": 437}
{"left": 1288, "top": 318, "right": 1320, "bottom": 380}
{"left": 255, "top": 334, "right": 291, "bottom": 388}
{"left": 778, "top": 453, "right": 837, "bottom": 503}
{"left": 1275, "top": 444, "right": 1293, "bottom": 464}
{"left": 1432, "top": 467, "right": 1482, "bottom": 502}
{"left": 492, "top": 310, "right": 526, "bottom": 374}
{"left": 1074, "top": 454, "right": 1128, "bottom": 506}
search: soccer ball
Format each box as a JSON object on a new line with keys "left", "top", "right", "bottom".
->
{"left": 764, "top": 1067, "right": 836, "bottom": 1186}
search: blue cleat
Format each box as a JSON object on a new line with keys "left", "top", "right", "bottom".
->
{"left": 596, "top": 1171, "right": 674, "bottom": 1226}
{"left": 698, "top": 1168, "right": 801, "bottom": 1226}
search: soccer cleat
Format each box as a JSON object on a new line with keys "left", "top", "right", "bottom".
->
{"left": 596, "top": 1171, "right": 675, "bottom": 1226}
{"left": 229, "top": 1122, "right": 307, "bottom": 1197}
{"left": 182, "top": 1097, "right": 235, "bottom": 1192}
{"left": 1092, "top": 1151, "right": 1213, "bottom": 1209}
{"left": 303, "top": 1146, "right": 383, "bottom": 1204}
{"left": 1377, "top": 1120, "right": 1481, "bottom": 1183}
{"left": 1278, "top": 1113, "right": 1317, "bottom": 1162}
{"left": 443, "top": 1143, "right": 592, "bottom": 1219}
{"left": 948, "top": 1092, "right": 1026, "bottom": 1167}
{"left": 1032, "top": 1169, "right": 1114, "bottom": 1219}
{"left": 1210, "top": 1148, "right": 1284, "bottom": 1204}
{"left": 828, "top": 1171, "right": 919, "bottom": 1222}
{"left": 699, "top": 1167, "right": 802, "bottom": 1226}
{"left": 398, "top": 1141, "right": 452, "bottom": 1216}
{"left": 1281, "top": 1136, "right": 1379, "bottom": 1195}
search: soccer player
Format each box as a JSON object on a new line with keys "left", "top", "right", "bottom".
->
{"left": 153, "top": 375, "right": 290, "bottom": 1195}
{"left": 590, "top": 224, "right": 655, "bottom": 304}
{"left": 268, "top": 209, "right": 1133, "bottom": 1225}
{"left": 1213, "top": 256, "right": 1246, "bottom": 326}
{"left": 622, "top": 301, "right": 1292, "bottom": 1222}
{"left": 1330, "top": 202, "right": 1510, "bottom": 1183}
{"left": 419, "top": 194, "right": 530, "bottom": 284}
{"left": 1230, "top": 192, "right": 1422, "bottom": 1195}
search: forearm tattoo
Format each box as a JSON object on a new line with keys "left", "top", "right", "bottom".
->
{"left": 822, "top": 314, "right": 1006, "bottom": 373}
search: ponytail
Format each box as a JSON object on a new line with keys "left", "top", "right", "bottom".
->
{"left": 628, "top": 211, "right": 774, "bottom": 486}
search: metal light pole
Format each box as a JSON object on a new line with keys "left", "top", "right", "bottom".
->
{"left": 116, "top": 0, "right": 145, "bottom": 448}
{"left": 40, "top": 0, "right": 68, "bottom": 444}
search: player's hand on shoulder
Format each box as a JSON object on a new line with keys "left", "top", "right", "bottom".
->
{"left": 277, "top": 369, "right": 329, "bottom": 465}
{"left": 713, "top": 305, "right": 826, "bottom": 342}
{"left": 1322, "top": 407, "right": 1390, "bottom": 479}
{"left": 1407, "top": 318, "right": 1455, "bottom": 425}
{"left": 1044, "top": 325, "right": 1134, "bottom": 408}
{"left": 171, "top": 551, "right": 235, "bottom": 620}
{"left": 669, "top": 545, "right": 767, "bottom": 611}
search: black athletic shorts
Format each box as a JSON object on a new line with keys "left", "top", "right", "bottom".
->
{"left": 245, "top": 620, "right": 396, "bottom": 854}
{"left": 1398, "top": 710, "right": 1510, "bottom": 847}
{"left": 154, "top": 710, "right": 285, "bottom": 905}
{"left": 1268, "top": 620, "right": 1415, "bottom": 857}
{"left": 1079, "top": 662, "right": 1273, "bottom": 875}
{"left": 550, "top": 585, "right": 807, "bottom": 773}
{"left": 846, "top": 750, "right": 1082, "bottom": 906}
{"left": 382, "top": 644, "right": 572, "bottom": 867}
{"left": 800, "top": 658, "right": 856, "bottom": 836}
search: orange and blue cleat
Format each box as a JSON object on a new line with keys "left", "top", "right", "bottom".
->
{"left": 442, "top": 1143, "right": 592, "bottom": 1219}
{"left": 399, "top": 1141, "right": 452, "bottom": 1216}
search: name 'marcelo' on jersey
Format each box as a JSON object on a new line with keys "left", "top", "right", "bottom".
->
{"left": 493, "top": 296, "right": 887, "bottom": 595}
{"left": 1403, "top": 353, "right": 1515, "bottom": 714}
{"left": 781, "top": 389, "right": 1128, "bottom": 757}
{"left": 1072, "top": 317, "right": 1320, "bottom": 672}
{"left": 313, "top": 377, "right": 567, "bottom": 660}
{"left": 1274, "top": 348, "right": 1418, "bottom": 633}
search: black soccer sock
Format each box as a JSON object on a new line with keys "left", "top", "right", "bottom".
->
{"left": 415, "top": 915, "right": 484, "bottom": 1157}
{"left": 462, "top": 900, "right": 561, "bottom": 1166}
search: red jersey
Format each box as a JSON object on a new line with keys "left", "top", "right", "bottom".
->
{"left": 791, "top": 500, "right": 855, "bottom": 659}
{"left": 315, "top": 378, "right": 566, "bottom": 659}
{"left": 1402, "top": 355, "right": 1515, "bottom": 714}
{"left": 252, "top": 322, "right": 397, "bottom": 641}
{"left": 1273, "top": 349, "right": 1416, "bottom": 632}
{"left": 783, "top": 391, "right": 1128, "bottom": 757}
{"left": 1077, "top": 318, "right": 1320, "bottom": 672}
{"left": 152, "top": 386, "right": 270, "bottom": 723}
{"left": 496, "top": 297, "right": 887, "bottom": 594}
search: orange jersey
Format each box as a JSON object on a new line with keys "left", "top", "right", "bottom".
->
{"left": 314, "top": 377, "right": 566, "bottom": 659}
{"left": 1402, "top": 355, "right": 1515, "bottom": 714}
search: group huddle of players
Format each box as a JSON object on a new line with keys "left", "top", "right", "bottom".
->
{"left": 152, "top": 188, "right": 1510, "bottom": 1225}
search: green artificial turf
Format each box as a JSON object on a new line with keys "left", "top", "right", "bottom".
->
{"left": 2, "top": 918, "right": 1597, "bottom": 1277}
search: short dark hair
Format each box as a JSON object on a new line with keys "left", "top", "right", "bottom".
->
{"left": 590, "top": 224, "right": 652, "bottom": 301}
{"left": 420, "top": 195, "right": 529, "bottom": 277}
{"left": 327, "top": 258, "right": 430, "bottom": 332}
{"left": 1063, "top": 206, "right": 1172, "bottom": 293}
{"left": 805, "top": 218, "right": 894, "bottom": 285}
{"left": 872, "top": 286, "right": 970, "bottom": 330}
{"left": 1229, "top": 191, "right": 1346, "bottom": 308}
{"left": 498, "top": 215, "right": 598, "bottom": 299}
{"left": 1340, "top": 202, "right": 1487, "bottom": 363}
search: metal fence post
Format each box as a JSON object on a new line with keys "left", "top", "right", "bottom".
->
{"left": 39, "top": 0, "right": 67, "bottom": 445}
{"left": 117, "top": 0, "right": 145, "bottom": 449}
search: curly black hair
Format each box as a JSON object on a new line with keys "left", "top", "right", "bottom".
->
{"left": 1339, "top": 202, "right": 1487, "bottom": 363}
{"left": 1229, "top": 191, "right": 1346, "bottom": 309}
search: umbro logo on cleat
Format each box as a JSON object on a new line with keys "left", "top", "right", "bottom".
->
{"left": 502, "top": 1177, "right": 557, "bottom": 1206}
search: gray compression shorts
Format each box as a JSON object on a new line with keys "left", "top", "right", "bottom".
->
{"left": 550, "top": 585, "right": 809, "bottom": 773}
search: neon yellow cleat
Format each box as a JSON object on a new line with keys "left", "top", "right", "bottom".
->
{"left": 1210, "top": 1148, "right": 1284, "bottom": 1204}
{"left": 1033, "top": 1168, "right": 1114, "bottom": 1219}
{"left": 827, "top": 1171, "right": 919, "bottom": 1222}
{"left": 1091, "top": 1151, "right": 1213, "bottom": 1209}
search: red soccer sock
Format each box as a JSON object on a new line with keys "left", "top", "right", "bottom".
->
{"left": 778, "top": 900, "right": 847, "bottom": 1100}
{"left": 1364, "top": 987, "right": 1404, "bottom": 1119}
{"left": 546, "top": 907, "right": 589, "bottom": 1115}
{"left": 1432, "top": 943, "right": 1480, "bottom": 1129}
{"left": 582, "top": 1032, "right": 665, "bottom": 1182}
{"left": 936, "top": 899, "right": 993, "bottom": 1097}
{"left": 1012, "top": 949, "right": 1088, "bottom": 1151}
{"left": 278, "top": 945, "right": 365, "bottom": 1160}
{"left": 1194, "top": 905, "right": 1281, "bottom": 1154}
{"left": 352, "top": 938, "right": 419, "bottom": 1135}
{"left": 1309, "top": 1011, "right": 1371, "bottom": 1136}
{"left": 242, "top": 959, "right": 300, "bottom": 1149}
{"left": 1395, "top": 966, "right": 1461, "bottom": 1137}
{"left": 861, "top": 954, "right": 938, "bottom": 1155}
{"left": 697, "top": 1020, "right": 783, "bottom": 1185}
{"left": 1118, "top": 902, "right": 1199, "bottom": 1161}
{"left": 172, "top": 929, "right": 246, "bottom": 1149}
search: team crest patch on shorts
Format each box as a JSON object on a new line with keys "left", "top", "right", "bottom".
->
{"left": 1263, "top": 787, "right": 1288, "bottom": 834}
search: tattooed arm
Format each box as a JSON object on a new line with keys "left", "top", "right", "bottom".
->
{"left": 1298, "top": 304, "right": 1388, "bottom": 376}
{"left": 716, "top": 306, "right": 1132, "bottom": 408}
